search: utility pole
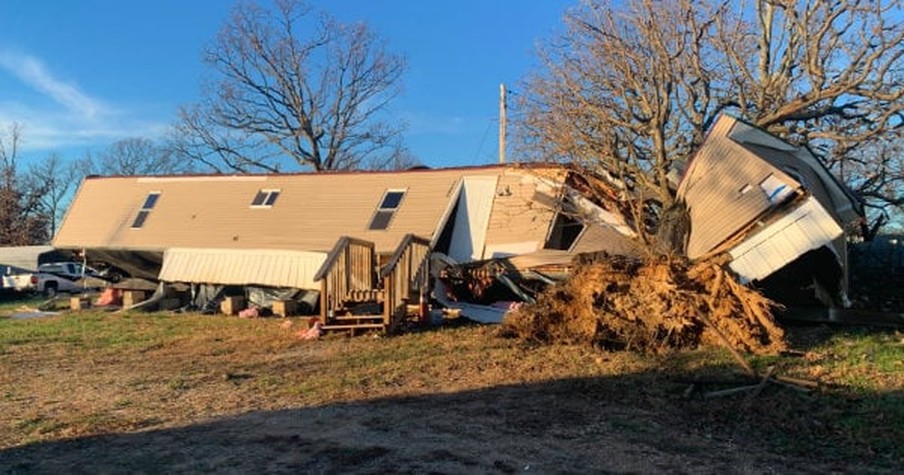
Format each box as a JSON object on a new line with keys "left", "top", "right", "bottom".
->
{"left": 499, "top": 83, "right": 506, "bottom": 164}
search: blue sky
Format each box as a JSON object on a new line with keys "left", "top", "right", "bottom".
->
{"left": 0, "top": 0, "right": 574, "bottom": 169}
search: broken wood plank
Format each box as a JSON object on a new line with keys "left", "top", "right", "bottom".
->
{"left": 332, "top": 315, "right": 384, "bottom": 322}
{"left": 320, "top": 323, "right": 384, "bottom": 331}
{"left": 699, "top": 268, "right": 758, "bottom": 378}
{"left": 744, "top": 365, "right": 776, "bottom": 406}
{"left": 703, "top": 384, "right": 760, "bottom": 399}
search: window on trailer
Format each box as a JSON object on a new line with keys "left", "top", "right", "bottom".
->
{"left": 251, "top": 189, "right": 280, "bottom": 207}
{"left": 368, "top": 190, "right": 406, "bottom": 230}
{"left": 131, "top": 192, "right": 160, "bottom": 229}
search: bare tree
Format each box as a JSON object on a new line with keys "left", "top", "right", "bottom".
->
{"left": 172, "top": 0, "right": 407, "bottom": 172}
{"left": 26, "top": 153, "right": 80, "bottom": 239}
{"left": 722, "top": 0, "right": 904, "bottom": 228}
{"left": 0, "top": 123, "right": 50, "bottom": 245}
{"left": 518, "top": 0, "right": 903, "bottom": 237}
{"left": 167, "top": 103, "right": 282, "bottom": 173}
{"left": 95, "top": 137, "right": 188, "bottom": 176}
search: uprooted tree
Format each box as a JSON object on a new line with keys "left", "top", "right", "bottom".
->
{"left": 169, "top": 0, "right": 411, "bottom": 173}
{"left": 506, "top": 0, "right": 902, "bottom": 354}
{"left": 517, "top": 0, "right": 903, "bottom": 241}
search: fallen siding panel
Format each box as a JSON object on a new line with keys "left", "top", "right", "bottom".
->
{"left": 728, "top": 197, "right": 843, "bottom": 282}
{"left": 571, "top": 223, "right": 641, "bottom": 256}
{"left": 159, "top": 248, "right": 327, "bottom": 289}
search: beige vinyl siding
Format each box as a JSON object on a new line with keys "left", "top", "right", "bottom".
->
{"left": 739, "top": 143, "right": 857, "bottom": 223}
{"left": 54, "top": 166, "right": 568, "bottom": 260}
{"left": 55, "top": 169, "right": 474, "bottom": 254}
{"left": 679, "top": 116, "right": 802, "bottom": 258}
{"left": 483, "top": 171, "right": 558, "bottom": 254}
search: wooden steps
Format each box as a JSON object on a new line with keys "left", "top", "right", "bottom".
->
{"left": 321, "top": 314, "right": 385, "bottom": 335}
{"left": 316, "top": 234, "right": 432, "bottom": 337}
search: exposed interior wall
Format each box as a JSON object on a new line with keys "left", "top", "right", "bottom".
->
{"left": 445, "top": 176, "right": 499, "bottom": 262}
{"left": 482, "top": 171, "right": 558, "bottom": 258}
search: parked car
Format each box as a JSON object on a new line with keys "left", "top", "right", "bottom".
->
{"left": 28, "top": 262, "right": 102, "bottom": 297}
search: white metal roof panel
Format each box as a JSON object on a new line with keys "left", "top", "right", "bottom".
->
{"left": 728, "top": 197, "right": 843, "bottom": 282}
{"left": 159, "top": 248, "right": 327, "bottom": 289}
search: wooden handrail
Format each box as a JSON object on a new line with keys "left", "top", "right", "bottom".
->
{"left": 381, "top": 234, "right": 432, "bottom": 330}
{"left": 380, "top": 234, "right": 431, "bottom": 278}
{"left": 314, "top": 236, "right": 375, "bottom": 281}
{"left": 315, "top": 236, "right": 376, "bottom": 322}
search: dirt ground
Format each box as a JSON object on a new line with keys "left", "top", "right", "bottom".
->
{"left": 0, "top": 314, "right": 900, "bottom": 474}
{"left": 0, "top": 382, "right": 849, "bottom": 474}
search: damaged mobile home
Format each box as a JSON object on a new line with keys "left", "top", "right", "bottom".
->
{"left": 677, "top": 115, "right": 864, "bottom": 306}
{"left": 52, "top": 114, "right": 864, "bottom": 330}
{"left": 52, "top": 164, "right": 637, "bottom": 330}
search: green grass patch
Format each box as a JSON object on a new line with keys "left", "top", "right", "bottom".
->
{"left": 0, "top": 312, "right": 902, "bottom": 468}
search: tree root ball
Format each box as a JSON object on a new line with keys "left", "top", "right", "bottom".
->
{"left": 499, "top": 254, "right": 786, "bottom": 354}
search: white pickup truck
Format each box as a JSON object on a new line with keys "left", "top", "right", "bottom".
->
{"left": 21, "top": 262, "right": 102, "bottom": 297}
{"left": 1, "top": 272, "right": 35, "bottom": 293}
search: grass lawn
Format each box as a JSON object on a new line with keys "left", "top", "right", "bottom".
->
{"left": 0, "top": 303, "right": 902, "bottom": 472}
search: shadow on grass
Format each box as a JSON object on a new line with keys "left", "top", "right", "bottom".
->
{"left": 2, "top": 364, "right": 901, "bottom": 474}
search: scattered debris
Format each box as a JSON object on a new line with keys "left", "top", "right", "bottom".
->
{"left": 431, "top": 252, "right": 566, "bottom": 324}
{"left": 238, "top": 306, "right": 260, "bottom": 319}
{"left": 297, "top": 321, "right": 323, "bottom": 340}
{"left": 95, "top": 288, "right": 122, "bottom": 306}
{"left": 10, "top": 309, "right": 60, "bottom": 320}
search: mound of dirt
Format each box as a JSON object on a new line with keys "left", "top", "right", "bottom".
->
{"left": 500, "top": 254, "right": 786, "bottom": 354}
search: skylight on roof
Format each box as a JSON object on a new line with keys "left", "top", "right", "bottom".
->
{"left": 131, "top": 192, "right": 160, "bottom": 229}
{"left": 368, "top": 189, "right": 406, "bottom": 231}
{"left": 251, "top": 189, "right": 280, "bottom": 208}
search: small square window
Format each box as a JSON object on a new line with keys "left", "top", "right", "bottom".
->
{"left": 142, "top": 193, "right": 160, "bottom": 209}
{"left": 759, "top": 174, "right": 793, "bottom": 204}
{"left": 131, "top": 210, "right": 150, "bottom": 228}
{"left": 251, "top": 189, "right": 280, "bottom": 208}
{"left": 380, "top": 191, "right": 404, "bottom": 209}
{"left": 369, "top": 210, "right": 394, "bottom": 230}
{"left": 251, "top": 191, "right": 267, "bottom": 206}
